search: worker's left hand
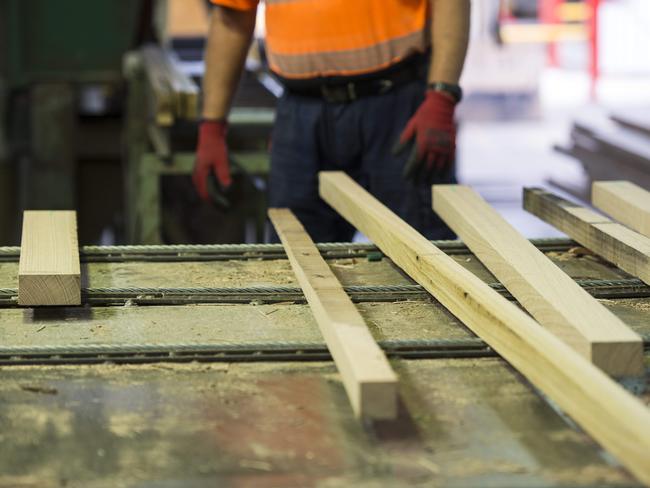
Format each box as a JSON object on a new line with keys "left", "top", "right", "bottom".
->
{"left": 193, "top": 120, "right": 232, "bottom": 205}
{"left": 395, "top": 90, "right": 457, "bottom": 184}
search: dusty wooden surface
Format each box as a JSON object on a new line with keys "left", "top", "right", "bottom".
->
{"left": 0, "top": 247, "right": 633, "bottom": 291}
{"left": 0, "top": 245, "right": 648, "bottom": 487}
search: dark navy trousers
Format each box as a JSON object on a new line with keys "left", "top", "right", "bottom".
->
{"left": 269, "top": 79, "right": 457, "bottom": 243}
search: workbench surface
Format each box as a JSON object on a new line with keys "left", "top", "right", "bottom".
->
{"left": 0, "top": 240, "right": 648, "bottom": 487}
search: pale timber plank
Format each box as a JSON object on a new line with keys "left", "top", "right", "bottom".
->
{"left": 593, "top": 180, "right": 650, "bottom": 238}
{"left": 524, "top": 187, "right": 650, "bottom": 286}
{"left": 268, "top": 208, "right": 397, "bottom": 419}
{"left": 320, "top": 172, "right": 650, "bottom": 485}
{"left": 433, "top": 184, "right": 642, "bottom": 377}
{"left": 166, "top": 0, "right": 209, "bottom": 39}
{"left": 18, "top": 211, "right": 80, "bottom": 306}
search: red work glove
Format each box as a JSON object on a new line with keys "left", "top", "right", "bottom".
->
{"left": 395, "top": 90, "right": 457, "bottom": 183}
{"left": 193, "top": 120, "right": 232, "bottom": 202}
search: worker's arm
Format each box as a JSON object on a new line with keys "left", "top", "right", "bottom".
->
{"left": 428, "top": 0, "right": 471, "bottom": 84}
{"left": 202, "top": 6, "right": 257, "bottom": 119}
{"left": 397, "top": 0, "right": 471, "bottom": 184}
{"left": 194, "top": 6, "right": 256, "bottom": 202}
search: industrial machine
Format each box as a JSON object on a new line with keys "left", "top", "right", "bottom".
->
{"left": 0, "top": 0, "right": 275, "bottom": 246}
{"left": 0, "top": 0, "right": 153, "bottom": 244}
{"left": 123, "top": 43, "right": 274, "bottom": 244}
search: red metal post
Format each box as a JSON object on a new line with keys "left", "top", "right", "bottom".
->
{"left": 539, "top": 0, "right": 562, "bottom": 67}
{"left": 587, "top": 0, "right": 601, "bottom": 99}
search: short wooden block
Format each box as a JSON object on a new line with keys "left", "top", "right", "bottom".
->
{"left": 18, "top": 211, "right": 81, "bottom": 306}
{"left": 592, "top": 180, "right": 650, "bottom": 238}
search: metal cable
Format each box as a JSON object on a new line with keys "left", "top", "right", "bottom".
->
{"left": 1, "top": 334, "right": 648, "bottom": 359}
{"left": 0, "top": 338, "right": 488, "bottom": 356}
{"left": 0, "top": 278, "right": 647, "bottom": 298}
{"left": 0, "top": 237, "right": 575, "bottom": 257}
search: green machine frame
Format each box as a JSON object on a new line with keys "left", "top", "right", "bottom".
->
{"left": 2, "top": 0, "right": 147, "bottom": 88}
{"left": 0, "top": 0, "right": 150, "bottom": 243}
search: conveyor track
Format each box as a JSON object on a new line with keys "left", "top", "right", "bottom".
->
{"left": 0, "top": 338, "right": 495, "bottom": 366}
{"left": 1, "top": 335, "right": 648, "bottom": 366}
{"left": 3, "top": 238, "right": 648, "bottom": 366}
{"left": 0, "top": 238, "right": 577, "bottom": 262}
{"left": 0, "top": 278, "right": 648, "bottom": 307}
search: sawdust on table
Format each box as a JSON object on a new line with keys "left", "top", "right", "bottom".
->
{"left": 622, "top": 299, "right": 650, "bottom": 312}
{"left": 87, "top": 260, "right": 298, "bottom": 288}
{"left": 330, "top": 258, "right": 357, "bottom": 270}
{"left": 546, "top": 247, "right": 598, "bottom": 262}
{"left": 446, "top": 458, "right": 528, "bottom": 477}
{"left": 0, "top": 361, "right": 333, "bottom": 379}
{"left": 545, "top": 465, "right": 632, "bottom": 485}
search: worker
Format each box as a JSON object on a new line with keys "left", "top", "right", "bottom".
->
{"left": 194, "top": 0, "right": 471, "bottom": 242}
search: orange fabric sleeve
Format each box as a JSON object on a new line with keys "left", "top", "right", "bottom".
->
{"left": 210, "top": 0, "right": 258, "bottom": 11}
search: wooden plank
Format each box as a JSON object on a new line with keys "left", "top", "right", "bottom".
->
{"left": 163, "top": 51, "right": 200, "bottom": 120}
{"left": 140, "top": 45, "right": 200, "bottom": 124}
{"left": 18, "top": 211, "right": 80, "bottom": 306}
{"left": 524, "top": 187, "right": 650, "bottom": 286}
{"left": 499, "top": 23, "right": 587, "bottom": 44}
{"left": 433, "top": 185, "right": 643, "bottom": 376}
{"left": 268, "top": 208, "right": 397, "bottom": 419}
{"left": 319, "top": 172, "right": 650, "bottom": 485}
{"left": 166, "top": 0, "right": 209, "bottom": 39}
{"left": 593, "top": 180, "right": 650, "bottom": 238}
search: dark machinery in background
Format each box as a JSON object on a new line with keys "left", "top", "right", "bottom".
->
{"left": 0, "top": 0, "right": 275, "bottom": 246}
{"left": 0, "top": 0, "right": 155, "bottom": 245}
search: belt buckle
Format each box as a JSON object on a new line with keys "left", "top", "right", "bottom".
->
{"left": 378, "top": 79, "right": 394, "bottom": 94}
{"left": 321, "top": 84, "right": 355, "bottom": 103}
{"left": 346, "top": 82, "right": 357, "bottom": 101}
{"left": 321, "top": 85, "right": 343, "bottom": 103}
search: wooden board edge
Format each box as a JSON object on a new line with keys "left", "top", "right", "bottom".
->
{"left": 593, "top": 180, "right": 650, "bottom": 238}
{"left": 268, "top": 208, "right": 398, "bottom": 420}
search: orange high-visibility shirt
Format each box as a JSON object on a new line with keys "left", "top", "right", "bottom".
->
{"left": 210, "top": 0, "right": 430, "bottom": 79}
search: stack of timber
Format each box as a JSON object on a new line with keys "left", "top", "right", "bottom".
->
{"left": 321, "top": 172, "right": 650, "bottom": 486}
{"left": 433, "top": 185, "right": 643, "bottom": 377}
{"left": 140, "top": 44, "right": 200, "bottom": 126}
{"left": 556, "top": 109, "right": 650, "bottom": 194}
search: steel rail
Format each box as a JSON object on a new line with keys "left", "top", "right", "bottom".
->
{"left": 1, "top": 278, "right": 649, "bottom": 307}
{"left": 0, "top": 338, "right": 494, "bottom": 365}
{"left": 0, "top": 238, "right": 578, "bottom": 262}
{"left": 1, "top": 335, "right": 648, "bottom": 366}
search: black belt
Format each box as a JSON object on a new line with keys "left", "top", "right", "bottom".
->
{"left": 285, "top": 59, "right": 425, "bottom": 103}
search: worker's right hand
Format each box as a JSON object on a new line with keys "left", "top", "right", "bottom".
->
{"left": 193, "top": 120, "right": 232, "bottom": 202}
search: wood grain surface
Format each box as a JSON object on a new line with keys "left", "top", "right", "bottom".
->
{"left": 434, "top": 184, "right": 643, "bottom": 377}
{"left": 18, "top": 211, "right": 80, "bottom": 306}
{"left": 269, "top": 208, "right": 397, "bottom": 419}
